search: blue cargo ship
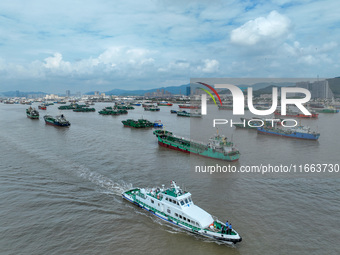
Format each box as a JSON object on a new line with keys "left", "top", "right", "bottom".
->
{"left": 257, "top": 126, "right": 320, "bottom": 140}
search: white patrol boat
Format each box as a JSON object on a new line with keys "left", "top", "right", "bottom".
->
{"left": 122, "top": 181, "right": 242, "bottom": 244}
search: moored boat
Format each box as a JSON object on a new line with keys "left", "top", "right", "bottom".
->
{"left": 177, "top": 110, "right": 201, "bottom": 117}
{"left": 38, "top": 104, "right": 47, "bottom": 110}
{"left": 26, "top": 107, "right": 39, "bottom": 119}
{"left": 116, "top": 105, "right": 135, "bottom": 110}
{"left": 257, "top": 125, "right": 320, "bottom": 140}
{"left": 153, "top": 130, "right": 240, "bottom": 161}
{"left": 274, "top": 110, "right": 318, "bottom": 118}
{"left": 315, "top": 106, "right": 339, "bottom": 113}
{"left": 122, "top": 119, "right": 154, "bottom": 128}
{"left": 122, "top": 181, "right": 242, "bottom": 244}
{"left": 178, "top": 104, "right": 200, "bottom": 109}
{"left": 157, "top": 101, "right": 173, "bottom": 106}
{"left": 131, "top": 102, "right": 142, "bottom": 106}
{"left": 73, "top": 107, "right": 96, "bottom": 112}
{"left": 153, "top": 120, "right": 163, "bottom": 128}
{"left": 44, "top": 114, "right": 71, "bottom": 127}
{"left": 144, "top": 106, "right": 160, "bottom": 111}
{"left": 58, "top": 103, "right": 86, "bottom": 110}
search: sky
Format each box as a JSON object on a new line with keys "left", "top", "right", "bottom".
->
{"left": 0, "top": 0, "right": 339, "bottom": 93}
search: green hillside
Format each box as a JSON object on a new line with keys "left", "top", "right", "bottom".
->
{"left": 327, "top": 77, "right": 340, "bottom": 96}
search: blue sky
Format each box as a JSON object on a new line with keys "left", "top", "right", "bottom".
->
{"left": 0, "top": 0, "right": 339, "bottom": 93}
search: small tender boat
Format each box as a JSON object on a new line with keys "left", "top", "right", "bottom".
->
{"left": 122, "top": 181, "right": 242, "bottom": 244}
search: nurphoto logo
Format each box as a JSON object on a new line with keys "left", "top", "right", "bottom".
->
{"left": 199, "top": 82, "right": 311, "bottom": 116}
{"left": 196, "top": 82, "right": 312, "bottom": 128}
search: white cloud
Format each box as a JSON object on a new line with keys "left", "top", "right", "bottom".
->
{"left": 1, "top": 1, "right": 340, "bottom": 92}
{"left": 230, "top": 11, "right": 291, "bottom": 46}
{"left": 200, "top": 59, "right": 219, "bottom": 73}
{"left": 44, "top": 53, "right": 66, "bottom": 69}
{"left": 283, "top": 41, "right": 336, "bottom": 65}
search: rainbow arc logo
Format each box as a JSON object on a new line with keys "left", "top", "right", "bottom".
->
{"left": 197, "top": 82, "right": 223, "bottom": 106}
{"left": 197, "top": 82, "right": 222, "bottom": 112}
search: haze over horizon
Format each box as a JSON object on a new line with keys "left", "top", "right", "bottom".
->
{"left": 1, "top": 0, "right": 339, "bottom": 94}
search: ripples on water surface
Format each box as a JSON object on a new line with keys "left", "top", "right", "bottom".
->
{"left": 0, "top": 103, "right": 339, "bottom": 255}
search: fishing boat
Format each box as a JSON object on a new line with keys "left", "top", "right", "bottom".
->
{"left": 122, "top": 119, "right": 154, "bottom": 128}
{"left": 38, "top": 104, "right": 47, "bottom": 110}
{"left": 153, "top": 120, "right": 163, "bottom": 128}
{"left": 274, "top": 110, "right": 318, "bottom": 118}
{"left": 116, "top": 105, "right": 135, "bottom": 110}
{"left": 315, "top": 106, "right": 339, "bottom": 113}
{"left": 73, "top": 107, "right": 96, "bottom": 112}
{"left": 44, "top": 114, "right": 71, "bottom": 127}
{"left": 58, "top": 103, "right": 86, "bottom": 110}
{"left": 157, "top": 101, "right": 173, "bottom": 106}
{"left": 99, "top": 106, "right": 128, "bottom": 115}
{"left": 26, "top": 107, "right": 39, "bottom": 119}
{"left": 153, "top": 130, "right": 240, "bottom": 161}
{"left": 122, "top": 181, "right": 242, "bottom": 244}
{"left": 178, "top": 104, "right": 200, "bottom": 109}
{"left": 131, "top": 103, "right": 141, "bottom": 106}
{"left": 144, "top": 106, "right": 160, "bottom": 111}
{"left": 257, "top": 125, "right": 320, "bottom": 140}
{"left": 99, "top": 108, "right": 120, "bottom": 115}
{"left": 177, "top": 110, "right": 201, "bottom": 117}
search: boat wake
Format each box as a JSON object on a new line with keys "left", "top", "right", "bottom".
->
{"left": 73, "top": 163, "right": 132, "bottom": 196}
{"left": 0, "top": 134, "right": 132, "bottom": 196}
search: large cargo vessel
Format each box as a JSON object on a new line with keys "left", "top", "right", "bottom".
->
{"left": 122, "top": 181, "right": 242, "bottom": 244}
{"left": 44, "top": 114, "right": 71, "bottom": 127}
{"left": 257, "top": 126, "right": 320, "bottom": 140}
{"left": 153, "top": 130, "right": 240, "bottom": 161}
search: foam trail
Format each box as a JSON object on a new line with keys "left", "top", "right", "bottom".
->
{"left": 0, "top": 135, "right": 132, "bottom": 196}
